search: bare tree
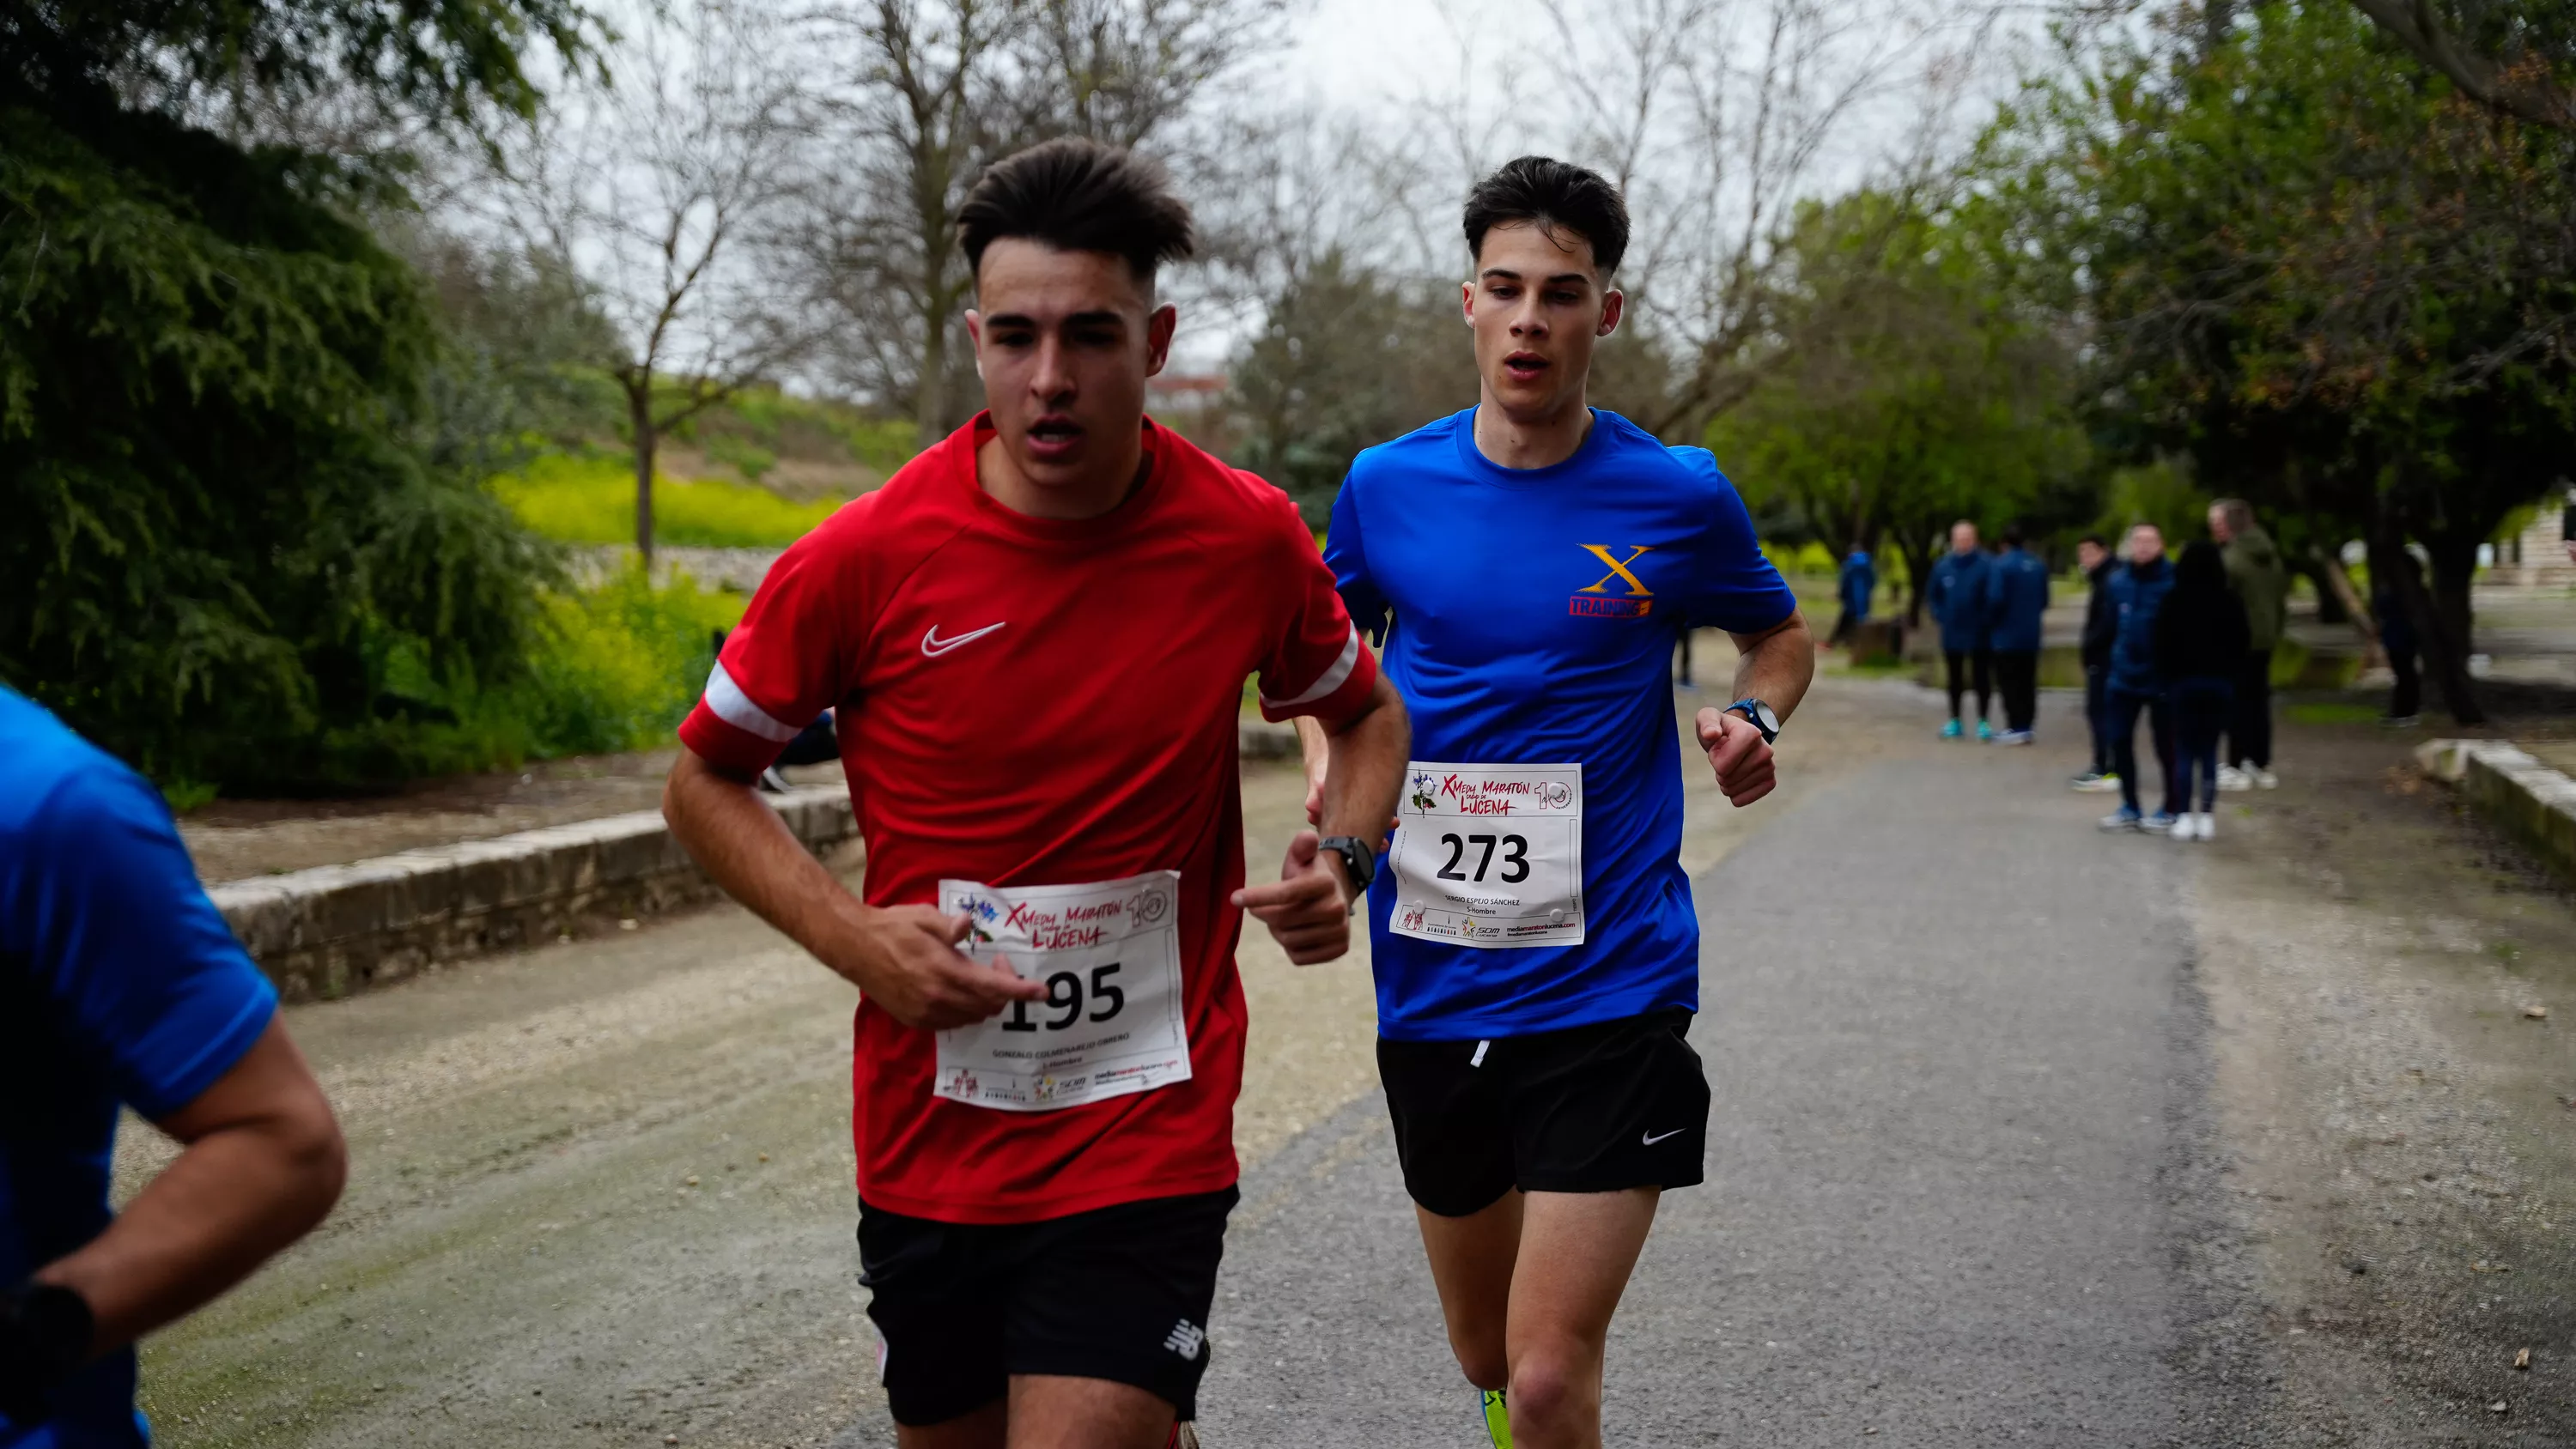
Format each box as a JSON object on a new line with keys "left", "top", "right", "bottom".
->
{"left": 501, "top": 0, "right": 816, "bottom": 564}
{"left": 1322, "top": 0, "right": 2003, "bottom": 443}
{"left": 799, "top": 0, "right": 1285, "bottom": 446}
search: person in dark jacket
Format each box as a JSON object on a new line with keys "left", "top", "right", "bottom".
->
{"left": 1832, "top": 544, "right": 1876, "bottom": 646}
{"left": 1983, "top": 525, "right": 2050, "bottom": 744}
{"left": 2099, "top": 523, "right": 2182, "bottom": 832}
{"left": 1926, "top": 520, "right": 1995, "bottom": 740}
{"left": 2070, "top": 535, "right": 2119, "bottom": 790}
{"left": 2374, "top": 553, "right": 2424, "bottom": 726}
{"left": 2155, "top": 541, "right": 2251, "bottom": 841}
{"left": 2209, "top": 499, "right": 2289, "bottom": 790}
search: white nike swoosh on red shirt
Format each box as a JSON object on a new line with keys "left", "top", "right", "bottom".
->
{"left": 920, "top": 622, "right": 1006, "bottom": 658}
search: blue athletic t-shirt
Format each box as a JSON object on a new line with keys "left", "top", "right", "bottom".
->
{"left": 1, "top": 687, "right": 278, "bottom": 1449}
{"left": 1327, "top": 408, "right": 1796, "bottom": 1040}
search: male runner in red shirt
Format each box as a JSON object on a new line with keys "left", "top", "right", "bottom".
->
{"left": 662, "top": 138, "right": 1408, "bottom": 1449}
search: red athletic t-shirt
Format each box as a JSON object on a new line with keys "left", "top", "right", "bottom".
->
{"left": 677, "top": 415, "right": 1377, "bottom": 1223}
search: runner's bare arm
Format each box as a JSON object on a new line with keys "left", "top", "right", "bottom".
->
{"left": 1694, "top": 608, "right": 1816, "bottom": 809}
{"left": 662, "top": 752, "right": 1046, "bottom": 1028}
{"left": 1243, "top": 672, "right": 1409, "bottom": 965}
{"left": 33, "top": 1021, "right": 343, "bottom": 1357}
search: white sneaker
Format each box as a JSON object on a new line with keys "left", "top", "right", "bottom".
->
{"left": 2215, "top": 765, "right": 2251, "bottom": 792}
{"left": 2254, "top": 768, "right": 2279, "bottom": 790}
{"left": 2197, "top": 811, "right": 2216, "bottom": 840}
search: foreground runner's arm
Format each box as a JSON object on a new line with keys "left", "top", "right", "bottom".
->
{"left": 663, "top": 752, "right": 1047, "bottom": 1030}
{"left": 1246, "top": 671, "right": 1407, "bottom": 965}
{"left": 1693, "top": 609, "right": 1816, "bottom": 809}
{"left": 6, "top": 764, "right": 343, "bottom": 1420}
{"left": 27, "top": 1025, "right": 344, "bottom": 1361}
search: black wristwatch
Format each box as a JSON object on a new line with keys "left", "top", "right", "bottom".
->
{"left": 1, "top": 1282, "right": 95, "bottom": 1425}
{"left": 1725, "top": 697, "right": 1782, "bottom": 744}
{"left": 1318, "top": 836, "right": 1377, "bottom": 913}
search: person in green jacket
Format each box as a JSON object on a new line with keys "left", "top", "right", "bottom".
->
{"left": 2208, "top": 499, "right": 2288, "bottom": 789}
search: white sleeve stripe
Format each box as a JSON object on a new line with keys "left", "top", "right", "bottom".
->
{"left": 703, "top": 662, "right": 801, "bottom": 743}
{"left": 1261, "top": 624, "right": 1362, "bottom": 710}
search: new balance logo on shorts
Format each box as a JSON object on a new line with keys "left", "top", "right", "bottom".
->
{"left": 1163, "top": 1319, "right": 1206, "bottom": 1361}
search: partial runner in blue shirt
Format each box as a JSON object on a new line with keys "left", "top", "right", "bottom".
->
{"left": 1296, "top": 155, "right": 1815, "bottom": 1449}
{"left": 0, "top": 687, "right": 343, "bottom": 1448}
{"left": 1327, "top": 407, "right": 1798, "bottom": 1040}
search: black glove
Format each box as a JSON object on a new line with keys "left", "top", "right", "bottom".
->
{"left": 0, "top": 1282, "right": 94, "bottom": 1425}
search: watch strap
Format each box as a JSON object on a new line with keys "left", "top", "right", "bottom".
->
{"left": 1317, "top": 835, "right": 1376, "bottom": 911}
{"left": 0, "top": 1282, "right": 94, "bottom": 1424}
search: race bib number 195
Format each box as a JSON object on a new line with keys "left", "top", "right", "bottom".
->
{"left": 932, "top": 870, "right": 1190, "bottom": 1112}
{"left": 1386, "top": 762, "right": 1584, "bottom": 949}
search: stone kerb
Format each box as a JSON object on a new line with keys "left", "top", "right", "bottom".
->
{"left": 211, "top": 785, "right": 856, "bottom": 1003}
{"left": 2419, "top": 738, "right": 2576, "bottom": 888}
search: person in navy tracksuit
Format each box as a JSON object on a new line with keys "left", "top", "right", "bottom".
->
{"left": 1926, "top": 520, "right": 1995, "bottom": 739}
{"left": 2099, "top": 524, "right": 2183, "bottom": 831}
{"left": 1832, "top": 545, "right": 1876, "bottom": 646}
{"left": 1983, "top": 525, "right": 2051, "bottom": 743}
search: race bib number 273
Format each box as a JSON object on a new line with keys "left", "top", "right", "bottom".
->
{"left": 1387, "top": 762, "right": 1584, "bottom": 949}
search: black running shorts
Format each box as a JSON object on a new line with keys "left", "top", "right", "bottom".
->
{"left": 856, "top": 1186, "right": 1236, "bottom": 1426}
{"left": 1377, "top": 1008, "right": 1710, "bottom": 1217}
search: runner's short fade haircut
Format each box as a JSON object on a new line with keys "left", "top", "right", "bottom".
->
{"left": 957, "top": 137, "right": 1196, "bottom": 286}
{"left": 1463, "top": 156, "right": 1630, "bottom": 275}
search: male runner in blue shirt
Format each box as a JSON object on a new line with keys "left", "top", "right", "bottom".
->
{"left": 1, "top": 686, "right": 346, "bottom": 1447}
{"left": 1299, "top": 156, "right": 1814, "bottom": 1449}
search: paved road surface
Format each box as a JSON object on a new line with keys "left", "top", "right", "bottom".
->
{"left": 1191, "top": 723, "right": 2275, "bottom": 1447}
{"left": 137, "top": 683, "right": 2306, "bottom": 1447}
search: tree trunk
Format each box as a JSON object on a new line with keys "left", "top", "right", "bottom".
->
{"left": 2312, "top": 549, "right": 2383, "bottom": 668}
{"left": 628, "top": 377, "right": 657, "bottom": 569}
{"left": 2425, "top": 534, "right": 2481, "bottom": 666}
{"left": 1894, "top": 530, "right": 1937, "bottom": 631}
{"left": 914, "top": 306, "right": 949, "bottom": 450}
{"left": 2297, "top": 556, "right": 2349, "bottom": 625}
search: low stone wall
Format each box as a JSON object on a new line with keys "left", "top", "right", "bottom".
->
{"left": 2417, "top": 738, "right": 2576, "bottom": 888}
{"left": 211, "top": 787, "right": 857, "bottom": 1003}
{"left": 569, "top": 545, "right": 782, "bottom": 592}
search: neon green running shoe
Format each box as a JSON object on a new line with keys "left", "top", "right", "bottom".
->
{"left": 1480, "top": 1388, "right": 1512, "bottom": 1447}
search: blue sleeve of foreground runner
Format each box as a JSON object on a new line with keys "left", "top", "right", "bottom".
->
{"left": 15, "top": 767, "right": 278, "bottom": 1121}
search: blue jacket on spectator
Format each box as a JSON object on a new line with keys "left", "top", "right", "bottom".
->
{"left": 1838, "top": 549, "right": 1876, "bottom": 619}
{"left": 2105, "top": 555, "right": 2178, "bottom": 695}
{"left": 1926, "top": 549, "right": 1994, "bottom": 652}
{"left": 1984, "top": 546, "right": 2051, "bottom": 652}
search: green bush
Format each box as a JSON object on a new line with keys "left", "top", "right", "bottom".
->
{"left": 281, "top": 567, "right": 745, "bottom": 784}
{"left": 513, "top": 566, "right": 746, "bottom": 756}
{"left": 491, "top": 453, "right": 846, "bottom": 547}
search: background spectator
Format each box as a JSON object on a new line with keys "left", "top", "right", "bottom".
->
{"left": 2071, "top": 535, "right": 2120, "bottom": 791}
{"left": 1832, "top": 543, "right": 1877, "bottom": 646}
{"left": 2375, "top": 555, "right": 2425, "bottom": 727}
{"left": 2155, "top": 542, "right": 2251, "bottom": 841}
{"left": 1984, "top": 524, "right": 2050, "bottom": 745}
{"left": 2208, "top": 500, "right": 2288, "bottom": 791}
{"left": 1927, "top": 520, "right": 1996, "bottom": 740}
{"left": 2100, "top": 524, "right": 2183, "bottom": 832}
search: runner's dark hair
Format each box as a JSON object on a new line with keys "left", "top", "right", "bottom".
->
{"left": 2001, "top": 524, "right": 2026, "bottom": 548}
{"left": 2079, "top": 532, "right": 2107, "bottom": 549}
{"left": 1463, "top": 156, "right": 1630, "bottom": 274}
{"left": 957, "top": 137, "right": 1196, "bottom": 283}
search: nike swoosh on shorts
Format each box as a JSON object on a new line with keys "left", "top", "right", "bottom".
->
{"left": 1642, "top": 1129, "right": 1686, "bottom": 1145}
